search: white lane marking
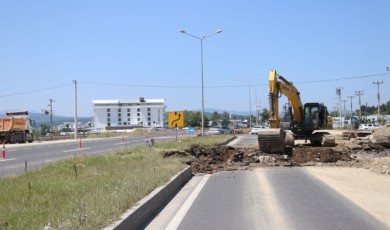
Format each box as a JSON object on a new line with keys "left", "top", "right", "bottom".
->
{"left": 4, "top": 149, "right": 17, "bottom": 152}
{"left": 0, "top": 158, "right": 17, "bottom": 162}
{"left": 165, "top": 174, "right": 210, "bottom": 230}
{"left": 63, "top": 148, "right": 90, "bottom": 153}
{"left": 255, "top": 169, "right": 288, "bottom": 229}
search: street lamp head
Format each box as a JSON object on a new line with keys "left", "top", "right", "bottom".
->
{"left": 179, "top": 29, "right": 186, "bottom": 33}
{"left": 216, "top": 29, "right": 222, "bottom": 33}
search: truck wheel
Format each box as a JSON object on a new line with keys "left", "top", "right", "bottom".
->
{"left": 10, "top": 134, "right": 16, "bottom": 144}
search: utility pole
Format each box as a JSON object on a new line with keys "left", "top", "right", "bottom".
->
{"left": 49, "top": 99, "right": 55, "bottom": 140}
{"left": 341, "top": 99, "right": 347, "bottom": 116}
{"left": 255, "top": 90, "right": 258, "bottom": 126}
{"left": 355, "top": 90, "right": 364, "bottom": 120}
{"left": 373, "top": 81, "right": 383, "bottom": 119}
{"left": 347, "top": 96, "right": 354, "bottom": 130}
{"left": 74, "top": 80, "right": 78, "bottom": 139}
{"left": 348, "top": 96, "right": 354, "bottom": 116}
{"left": 336, "top": 87, "right": 342, "bottom": 123}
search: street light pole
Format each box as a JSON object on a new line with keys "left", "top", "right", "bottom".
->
{"left": 180, "top": 29, "right": 222, "bottom": 135}
{"left": 237, "top": 79, "right": 252, "bottom": 128}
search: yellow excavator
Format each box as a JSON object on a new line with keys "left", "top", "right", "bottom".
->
{"left": 258, "top": 70, "right": 335, "bottom": 154}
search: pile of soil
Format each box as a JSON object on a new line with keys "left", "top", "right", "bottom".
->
{"left": 162, "top": 140, "right": 390, "bottom": 175}
{"left": 369, "top": 124, "right": 390, "bottom": 148}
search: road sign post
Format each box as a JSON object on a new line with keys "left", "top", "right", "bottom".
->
{"left": 168, "top": 111, "right": 185, "bottom": 142}
{"left": 2, "top": 141, "right": 5, "bottom": 159}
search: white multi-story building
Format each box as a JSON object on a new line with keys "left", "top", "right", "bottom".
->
{"left": 92, "top": 98, "right": 165, "bottom": 131}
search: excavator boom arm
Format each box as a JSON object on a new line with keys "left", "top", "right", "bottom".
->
{"left": 268, "top": 70, "right": 304, "bottom": 127}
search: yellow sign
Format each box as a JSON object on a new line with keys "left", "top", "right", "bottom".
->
{"left": 168, "top": 111, "right": 184, "bottom": 128}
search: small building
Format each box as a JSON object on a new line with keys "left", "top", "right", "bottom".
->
{"left": 92, "top": 98, "right": 165, "bottom": 131}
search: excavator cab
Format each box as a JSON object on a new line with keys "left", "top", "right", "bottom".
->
{"left": 302, "top": 103, "right": 328, "bottom": 132}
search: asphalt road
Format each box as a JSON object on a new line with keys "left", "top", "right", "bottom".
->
{"left": 0, "top": 133, "right": 176, "bottom": 177}
{"left": 146, "top": 134, "right": 389, "bottom": 230}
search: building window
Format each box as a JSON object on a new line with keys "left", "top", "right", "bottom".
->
{"left": 147, "top": 108, "right": 151, "bottom": 112}
{"left": 127, "top": 118, "right": 130, "bottom": 122}
{"left": 137, "top": 118, "right": 141, "bottom": 121}
{"left": 148, "top": 122, "right": 151, "bottom": 126}
{"left": 107, "top": 108, "right": 110, "bottom": 112}
{"left": 148, "top": 117, "right": 151, "bottom": 121}
{"left": 118, "top": 118, "right": 121, "bottom": 122}
{"left": 118, "top": 113, "right": 121, "bottom": 117}
{"left": 127, "top": 108, "right": 130, "bottom": 112}
{"left": 118, "top": 109, "right": 121, "bottom": 112}
{"left": 107, "top": 123, "right": 111, "bottom": 127}
{"left": 137, "top": 108, "right": 140, "bottom": 112}
{"left": 127, "top": 113, "right": 130, "bottom": 117}
{"left": 137, "top": 113, "right": 140, "bottom": 117}
{"left": 148, "top": 112, "right": 151, "bottom": 116}
{"left": 107, "top": 113, "right": 110, "bottom": 117}
{"left": 107, "top": 118, "right": 111, "bottom": 122}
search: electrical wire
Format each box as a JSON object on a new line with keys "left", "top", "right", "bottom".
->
{"left": 0, "top": 83, "right": 72, "bottom": 98}
{"left": 1, "top": 72, "right": 388, "bottom": 98}
{"left": 80, "top": 72, "right": 389, "bottom": 88}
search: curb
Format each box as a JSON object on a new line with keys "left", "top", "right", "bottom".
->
{"left": 220, "top": 135, "right": 237, "bottom": 146}
{"left": 104, "top": 166, "right": 193, "bottom": 230}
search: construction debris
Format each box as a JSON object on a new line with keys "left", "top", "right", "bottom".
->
{"left": 369, "top": 124, "right": 390, "bottom": 148}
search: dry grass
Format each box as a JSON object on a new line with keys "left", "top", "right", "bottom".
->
{"left": 0, "top": 135, "right": 231, "bottom": 229}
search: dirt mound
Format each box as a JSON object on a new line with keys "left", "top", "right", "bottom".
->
{"left": 161, "top": 144, "right": 352, "bottom": 174}
{"left": 370, "top": 124, "right": 390, "bottom": 148}
{"left": 291, "top": 146, "right": 350, "bottom": 165}
{"left": 162, "top": 140, "right": 390, "bottom": 175}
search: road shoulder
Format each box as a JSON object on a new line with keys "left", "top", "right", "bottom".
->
{"left": 306, "top": 167, "right": 390, "bottom": 228}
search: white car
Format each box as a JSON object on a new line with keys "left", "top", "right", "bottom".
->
{"left": 358, "top": 123, "right": 379, "bottom": 130}
{"left": 206, "top": 127, "right": 221, "bottom": 135}
{"left": 250, "top": 126, "right": 263, "bottom": 135}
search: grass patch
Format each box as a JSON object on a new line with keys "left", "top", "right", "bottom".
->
{"left": 0, "top": 135, "right": 231, "bottom": 229}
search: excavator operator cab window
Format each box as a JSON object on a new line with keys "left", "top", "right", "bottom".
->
{"left": 304, "top": 105, "right": 319, "bottom": 128}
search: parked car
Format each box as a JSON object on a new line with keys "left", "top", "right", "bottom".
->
{"left": 206, "top": 126, "right": 232, "bottom": 135}
{"left": 219, "top": 126, "right": 232, "bottom": 134}
{"left": 250, "top": 126, "right": 263, "bottom": 135}
{"left": 206, "top": 127, "right": 220, "bottom": 135}
{"left": 358, "top": 123, "right": 379, "bottom": 130}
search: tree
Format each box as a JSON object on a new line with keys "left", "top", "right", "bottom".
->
{"left": 210, "top": 111, "right": 221, "bottom": 126}
{"left": 184, "top": 111, "right": 209, "bottom": 128}
{"left": 40, "top": 124, "right": 50, "bottom": 136}
{"left": 221, "top": 118, "right": 230, "bottom": 127}
{"left": 260, "top": 108, "right": 270, "bottom": 124}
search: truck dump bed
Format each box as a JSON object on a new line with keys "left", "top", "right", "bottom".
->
{"left": 0, "top": 118, "right": 27, "bottom": 132}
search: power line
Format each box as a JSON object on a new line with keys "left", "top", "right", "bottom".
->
{"left": 295, "top": 72, "right": 389, "bottom": 84}
{"left": 79, "top": 72, "right": 390, "bottom": 88}
{"left": 0, "top": 84, "right": 72, "bottom": 98}
{"left": 78, "top": 81, "right": 263, "bottom": 89}
{"left": 0, "top": 71, "right": 388, "bottom": 98}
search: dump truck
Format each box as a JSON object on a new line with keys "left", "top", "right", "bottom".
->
{"left": 258, "top": 70, "right": 335, "bottom": 154}
{"left": 0, "top": 111, "right": 34, "bottom": 143}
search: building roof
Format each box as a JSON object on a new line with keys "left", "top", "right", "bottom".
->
{"left": 92, "top": 98, "right": 165, "bottom": 105}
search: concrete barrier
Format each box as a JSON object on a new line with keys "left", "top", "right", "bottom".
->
{"left": 104, "top": 166, "right": 192, "bottom": 230}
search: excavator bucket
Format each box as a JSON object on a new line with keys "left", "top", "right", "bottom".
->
{"left": 309, "top": 132, "right": 336, "bottom": 147}
{"left": 258, "top": 128, "right": 294, "bottom": 154}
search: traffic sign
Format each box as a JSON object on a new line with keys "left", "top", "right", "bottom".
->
{"left": 168, "top": 111, "right": 184, "bottom": 128}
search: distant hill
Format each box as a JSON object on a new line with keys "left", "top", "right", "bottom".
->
{"left": 0, "top": 111, "right": 93, "bottom": 126}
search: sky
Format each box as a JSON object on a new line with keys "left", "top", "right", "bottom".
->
{"left": 0, "top": 0, "right": 389, "bottom": 117}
